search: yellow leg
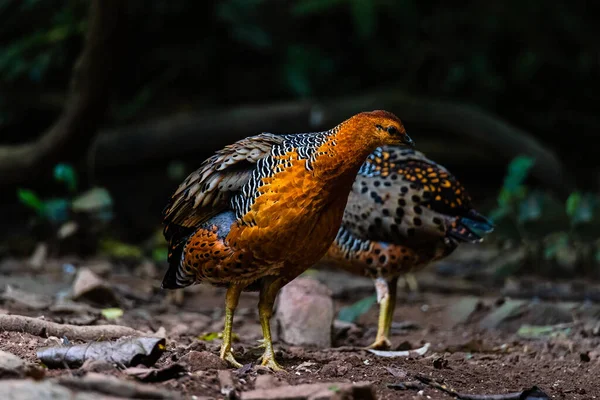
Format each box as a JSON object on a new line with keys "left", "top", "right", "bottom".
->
{"left": 258, "top": 278, "right": 284, "bottom": 371}
{"left": 219, "top": 284, "right": 243, "bottom": 368}
{"left": 367, "top": 277, "right": 398, "bottom": 350}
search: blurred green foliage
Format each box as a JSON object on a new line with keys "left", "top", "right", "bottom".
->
{"left": 337, "top": 293, "right": 377, "bottom": 323}
{"left": 491, "top": 155, "right": 598, "bottom": 233}
{"left": 489, "top": 155, "right": 536, "bottom": 224}
{"left": 0, "top": 1, "right": 85, "bottom": 83}
{"left": 99, "top": 238, "right": 142, "bottom": 260}
{"left": 566, "top": 192, "right": 598, "bottom": 227}
{"left": 2, "top": 0, "right": 599, "bottom": 273}
{"left": 53, "top": 163, "right": 78, "bottom": 193}
{"left": 101, "top": 307, "right": 124, "bottom": 321}
{"left": 17, "top": 164, "right": 114, "bottom": 242}
{"left": 1, "top": 0, "right": 598, "bottom": 177}
{"left": 490, "top": 155, "right": 600, "bottom": 277}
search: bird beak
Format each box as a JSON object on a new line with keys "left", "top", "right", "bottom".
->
{"left": 402, "top": 134, "right": 415, "bottom": 148}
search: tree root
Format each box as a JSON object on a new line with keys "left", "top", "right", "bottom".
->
{"left": 95, "top": 91, "right": 574, "bottom": 197}
{"left": 0, "top": 314, "right": 146, "bottom": 341}
{"left": 57, "top": 373, "right": 182, "bottom": 399}
{"left": 0, "top": 0, "right": 126, "bottom": 186}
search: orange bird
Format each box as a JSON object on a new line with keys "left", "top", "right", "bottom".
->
{"left": 161, "top": 111, "right": 415, "bottom": 369}
{"left": 322, "top": 146, "right": 493, "bottom": 349}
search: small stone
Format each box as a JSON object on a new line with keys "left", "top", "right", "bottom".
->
{"left": 320, "top": 361, "right": 347, "bottom": 377}
{"left": 28, "top": 242, "right": 47, "bottom": 270}
{"left": 274, "top": 278, "right": 334, "bottom": 348}
{"left": 154, "top": 326, "right": 167, "bottom": 338}
{"left": 254, "top": 375, "right": 287, "bottom": 390}
{"left": 85, "top": 260, "right": 113, "bottom": 277}
{"left": 81, "top": 359, "right": 116, "bottom": 373}
{"left": 135, "top": 260, "right": 157, "bottom": 279}
{"left": 0, "top": 350, "right": 43, "bottom": 379}
{"left": 0, "top": 350, "right": 27, "bottom": 378}
{"left": 241, "top": 381, "right": 375, "bottom": 400}
{"left": 1, "top": 285, "right": 52, "bottom": 310}
{"left": 170, "top": 323, "right": 190, "bottom": 338}
{"left": 218, "top": 370, "right": 237, "bottom": 399}
{"left": 71, "top": 267, "right": 119, "bottom": 306}
{"left": 0, "top": 380, "right": 75, "bottom": 400}
{"left": 179, "top": 351, "right": 228, "bottom": 371}
{"left": 433, "top": 357, "right": 449, "bottom": 369}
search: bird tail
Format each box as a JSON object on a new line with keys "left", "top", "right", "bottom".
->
{"left": 447, "top": 210, "right": 494, "bottom": 244}
{"left": 161, "top": 223, "right": 196, "bottom": 289}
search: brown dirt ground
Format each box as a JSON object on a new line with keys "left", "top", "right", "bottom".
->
{"left": 1, "top": 259, "right": 600, "bottom": 399}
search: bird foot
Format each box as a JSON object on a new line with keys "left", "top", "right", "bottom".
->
{"left": 259, "top": 352, "right": 284, "bottom": 371}
{"left": 220, "top": 348, "right": 243, "bottom": 369}
{"left": 366, "top": 337, "right": 392, "bottom": 350}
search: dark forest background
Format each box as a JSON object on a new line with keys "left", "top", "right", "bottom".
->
{"left": 0, "top": 0, "right": 598, "bottom": 278}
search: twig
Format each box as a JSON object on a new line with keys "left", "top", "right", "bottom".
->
{"left": 0, "top": 314, "right": 146, "bottom": 341}
{"left": 414, "top": 375, "right": 549, "bottom": 400}
{"left": 368, "top": 342, "right": 430, "bottom": 358}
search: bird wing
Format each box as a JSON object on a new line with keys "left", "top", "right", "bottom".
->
{"left": 342, "top": 146, "right": 479, "bottom": 245}
{"left": 162, "top": 133, "right": 284, "bottom": 240}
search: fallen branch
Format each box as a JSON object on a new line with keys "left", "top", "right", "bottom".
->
{"left": 57, "top": 372, "right": 182, "bottom": 399}
{"left": 0, "top": 314, "right": 145, "bottom": 341}
{"left": 0, "top": 0, "right": 126, "bottom": 186}
{"left": 95, "top": 91, "right": 574, "bottom": 197}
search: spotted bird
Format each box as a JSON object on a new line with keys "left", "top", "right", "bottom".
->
{"left": 322, "top": 146, "right": 493, "bottom": 349}
{"left": 161, "top": 111, "right": 416, "bottom": 369}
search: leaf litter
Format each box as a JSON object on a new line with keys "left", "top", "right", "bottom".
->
{"left": 37, "top": 337, "right": 166, "bottom": 369}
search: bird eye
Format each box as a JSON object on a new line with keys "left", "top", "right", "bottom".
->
{"left": 387, "top": 126, "right": 399, "bottom": 135}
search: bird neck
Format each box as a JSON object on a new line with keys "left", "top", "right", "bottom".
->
{"left": 312, "top": 122, "right": 380, "bottom": 185}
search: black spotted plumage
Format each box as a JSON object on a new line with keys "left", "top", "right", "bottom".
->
{"left": 338, "top": 146, "right": 492, "bottom": 253}
{"left": 322, "top": 145, "right": 494, "bottom": 349}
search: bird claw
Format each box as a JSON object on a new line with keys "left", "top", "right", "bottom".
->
{"left": 259, "top": 352, "right": 284, "bottom": 371}
{"left": 220, "top": 349, "right": 243, "bottom": 369}
{"left": 366, "top": 337, "right": 392, "bottom": 350}
{"left": 247, "top": 339, "right": 267, "bottom": 352}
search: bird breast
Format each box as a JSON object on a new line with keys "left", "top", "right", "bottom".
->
{"left": 227, "top": 157, "right": 351, "bottom": 266}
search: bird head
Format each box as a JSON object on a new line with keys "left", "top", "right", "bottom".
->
{"left": 356, "top": 110, "right": 415, "bottom": 148}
